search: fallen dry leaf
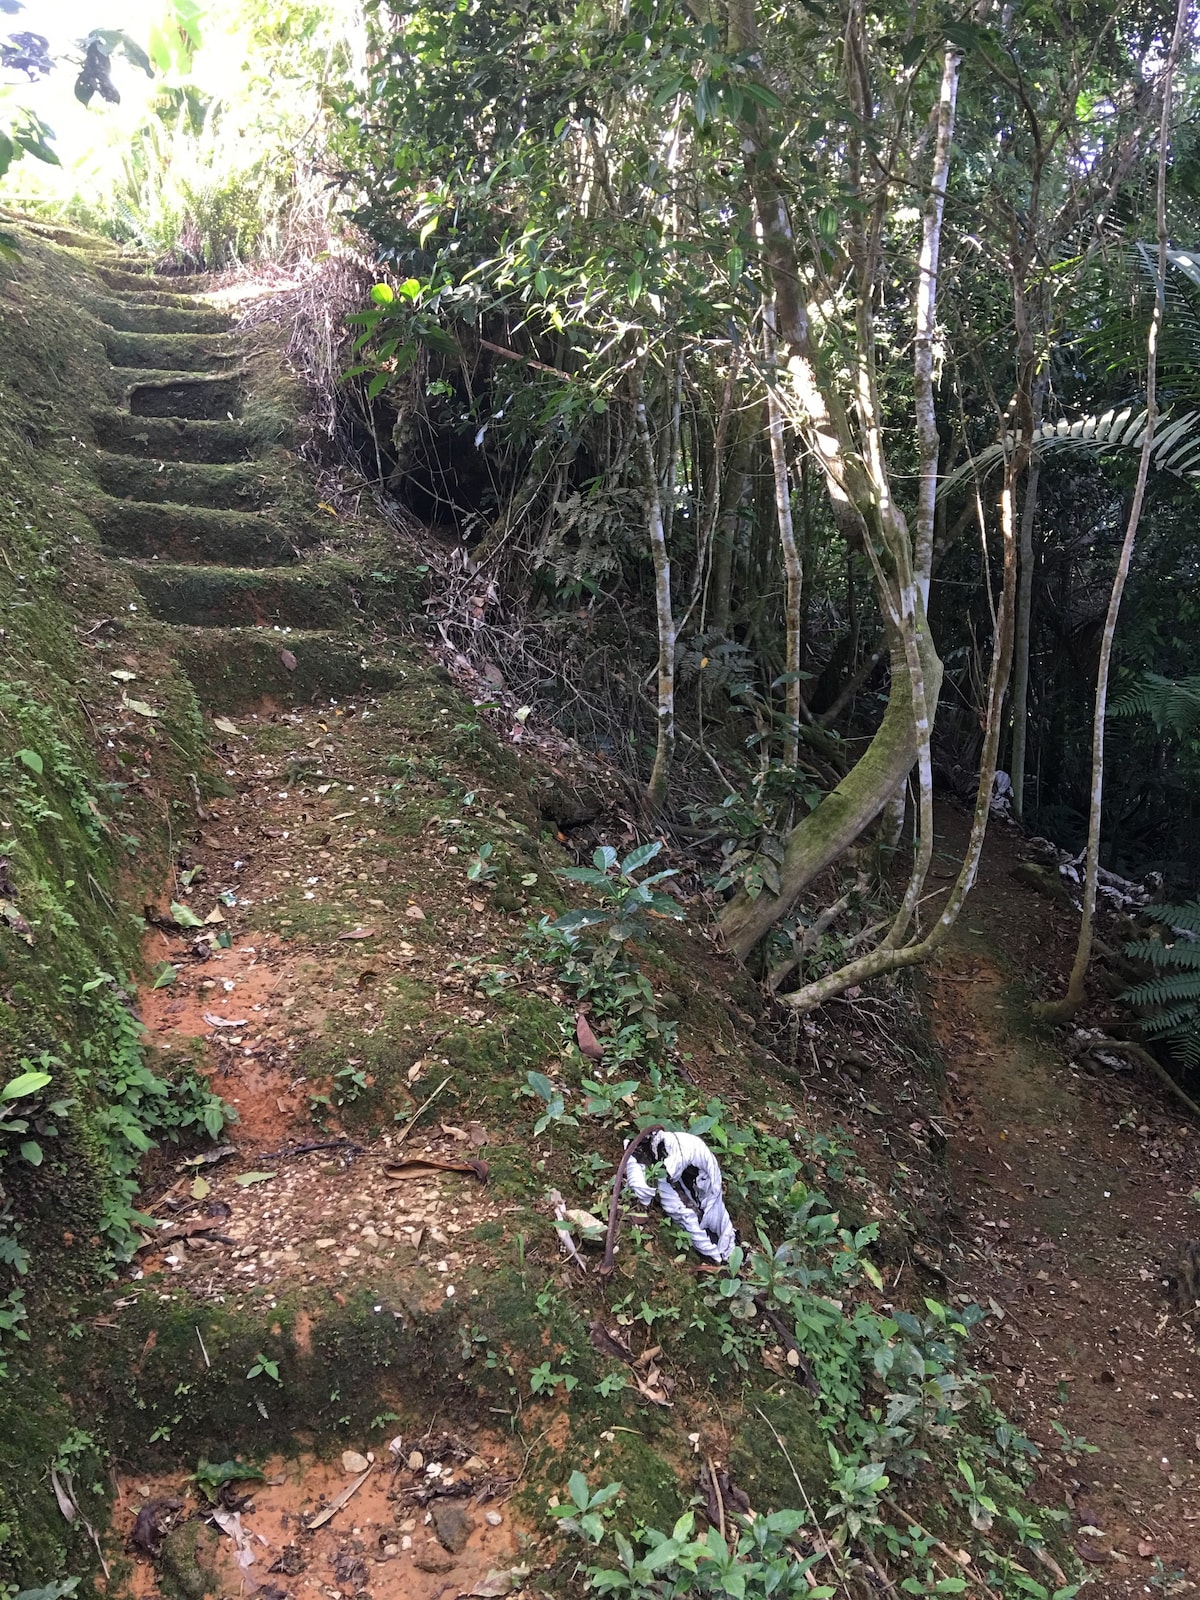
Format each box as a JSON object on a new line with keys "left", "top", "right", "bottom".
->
{"left": 337, "top": 926, "right": 376, "bottom": 940}
{"left": 203, "top": 1012, "right": 248, "bottom": 1028}
{"left": 280, "top": 648, "right": 297, "bottom": 672}
{"left": 383, "top": 1156, "right": 489, "bottom": 1184}
{"left": 588, "top": 1319, "right": 633, "bottom": 1362}
{"left": 134, "top": 1216, "right": 231, "bottom": 1253}
{"left": 405, "top": 903, "right": 427, "bottom": 920}
{"left": 305, "top": 1467, "right": 371, "bottom": 1530}
{"left": 576, "top": 1012, "right": 604, "bottom": 1061}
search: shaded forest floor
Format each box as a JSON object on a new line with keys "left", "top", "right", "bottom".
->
{"left": 924, "top": 812, "right": 1200, "bottom": 1591}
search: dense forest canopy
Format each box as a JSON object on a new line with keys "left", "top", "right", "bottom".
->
{"left": 5, "top": 0, "right": 1200, "bottom": 1025}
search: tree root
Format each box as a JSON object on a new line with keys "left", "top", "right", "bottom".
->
{"left": 1086, "top": 1037, "right": 1200, "bottom": 1121}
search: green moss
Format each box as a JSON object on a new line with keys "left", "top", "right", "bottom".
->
{"left": 102, "top": 329, "right": 237, "bottom": 373}
{"left": 0, "top": 1356, "right": 105, "bottom": 1584}
{"left": 728, "top": 1387, "right": 828, "bottom": 1512}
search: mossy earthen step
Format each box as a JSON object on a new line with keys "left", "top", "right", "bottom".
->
{"left": 93, "top": 297, "right": 231, "bottom": 336}
{"left": 95, "top": 281, "right": 217, "bottom": 310}
{"left": 95, "top": 452, "right": 278, "bottom": 510}
{"left": 146, "top": 624, "right": 408, "bottom": 710}
{"left": 107, "top": 370, "right": 245, "bottom": 420}
{"left": 103, "top": 329, "right": 238, "bottom": 372}
{"left": 90, "top": 498, "right": 319, "bottom": 565}
{"left": 92, "top": 409, "right": 255, "bottom": 465}
{"left": 96, "top": 266, "right": 214, "bottom": 295}
{"left": 121, "top": 559, "right": 367, "bottom": 629}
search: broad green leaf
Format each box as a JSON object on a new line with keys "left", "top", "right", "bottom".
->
{"left": 234, "top": 1171, "right": 276, "bottom": 1186}
{"left": 371, "top": 283, "right": 395, "bottom": 304}
{"left": 568, "top": 1469, "right": 590, "bottom": 1510}
{"left": 2, "top": 1071, "right": 51, "bottom": 1100}
{"left": 16, "top": 748, "right": 43, "bottom": 775}
{"left": 170, "top": 901, "right": 204, "bottom": 928}
{"left": 620, "top": 841, "right": 662, "bottom": 872}
{"left": 20, "top": 1140, "right": 43, "bottom": 1165}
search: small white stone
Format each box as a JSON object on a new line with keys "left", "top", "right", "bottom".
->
{"left": 407, "top": 1451, "right": 424, "bottom": 1471}
{"left": 485, "top": 1511, "right": 503, "bottom": 1527}
{"left": 342, "top": 1450, "right": 370, "bottom": 1475}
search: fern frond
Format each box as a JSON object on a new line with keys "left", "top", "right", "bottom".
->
{"left": 1123, "top": 937, "right": 1200, "bottom": 968}
{"left": 943, "top": 405, "right": 1200, "bottom": 494}
{"left": 1110, "top": 672, "right": 1200, "bottom": 735}
{"left": 1140, "top": 1003, "right": 1200, "bottom": 1035}
{"left": 1139, "top": 900, "right": 1200, "bottom": 934}
{"left": 1124, "top": 975, "right": 1200, "bottom": 1008}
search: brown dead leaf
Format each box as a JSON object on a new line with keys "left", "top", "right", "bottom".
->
{"left": 337, "top": 926, "right": 376, "bottom": 941}
{"left": 589, "top": 1319, "right": 634, "bottom": 1363}
{"left": 576, "top": 1012, "right": 604, "bottom": 1061}
{"left": 383, "top": 1156, "right": 489, "bottom": 1184}
{"left": 405, "top": 904, "right": 427, "bottom": 920}
{"left": 632, "top": 1361, "right": 672, "bottom": 1407}
{"left": 1076, "top": 1541, "right": 1110, "bottom": 1565}
{"left": 280, "top": 649, "right": 297, "bottom": 672}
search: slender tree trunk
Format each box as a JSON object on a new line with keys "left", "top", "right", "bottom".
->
{"left": 913, "top": 44, "right": 962, "bottom": 606}
{"left": 720, "top": 627, "right": 943, "bottom": 960}
{"left": 1009, "top": 450, "right": 1041, "bottom": 820}
{"left": 1037, "top": 0, "right": 1186, "bottom": 1020}
{"left": 709, "top": 400, "right": 758, "bottom": 636}
{"left": 634, "top": 355, "right": 676, "bottom": 815}
{"left": 765, "top": 306, "right": 802, "bottom": 766}
{"left": 779, "top": 445, "right": 1021, "bottom": 1011}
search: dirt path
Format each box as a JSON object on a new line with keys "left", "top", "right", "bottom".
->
{"left": 926, "top": 815, "right": 1200, "bottom": 1590}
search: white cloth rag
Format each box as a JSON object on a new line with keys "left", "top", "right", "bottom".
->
{"left": 624, "top": 1129, "right": 736, "bottom": 1263}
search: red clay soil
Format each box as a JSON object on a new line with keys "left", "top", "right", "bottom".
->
{"left": 925, "top": 809, "right": 1200, "bottom": 1592}
{"left": 114, "top": 1436, "right": 528, "bottom": 1600}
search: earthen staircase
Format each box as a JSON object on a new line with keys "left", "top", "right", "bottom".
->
{"left": 84, "top": 257, "right": 407, "bottom": 712}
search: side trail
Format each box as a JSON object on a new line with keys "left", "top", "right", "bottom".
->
{"left": 926, "top": 817, "right": 1200, "bottom": 1590}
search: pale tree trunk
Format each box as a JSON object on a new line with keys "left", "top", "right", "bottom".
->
{"left": 720, "top": 627, "right": 941, "bottom": 959}
{"left": 764, "top": 304, "right": 802, "bottom": 767}
{"left": 1008, "top": 448, "right": 1041, "bottom": 821}
{"left": 634, "top": 354, "right": 676, "bottom": 814}
{"left": 913, "top": 44, "right": 962, "bottom": 606}
{"left": 718, "top": 0, "right": 947, "bottom": 960}
{"left": 779, "top": 446, "right": 1021, "bottom": 1012}
{"left": 1037, "top": 0, "right": 1186, "bottom": 1021}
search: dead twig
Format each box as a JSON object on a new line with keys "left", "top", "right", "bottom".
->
{"left": 600, "top": 1125, "right": 663, "bottom": 1277}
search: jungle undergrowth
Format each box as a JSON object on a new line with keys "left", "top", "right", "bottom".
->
{"left": 509, "top": 845, "right": 1082, "bottom": 1598}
